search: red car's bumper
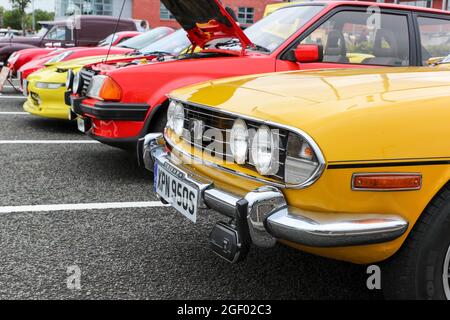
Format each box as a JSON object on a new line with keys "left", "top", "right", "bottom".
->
{"left": 71, "top": 95, "right": 151, "bottom": 149}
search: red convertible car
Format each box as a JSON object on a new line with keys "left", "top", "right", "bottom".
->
{"left": 7, "top": 30, "right": 142, "bottom": 76}
{"left": 15, "top": 27, "right": 175, "bottom": 91}
{"left": 70, "top": 0, "right": 450, "bottom": 158}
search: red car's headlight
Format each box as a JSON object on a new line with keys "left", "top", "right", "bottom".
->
{"left": 87, "top": 75, "right": 122, "bottom": 101}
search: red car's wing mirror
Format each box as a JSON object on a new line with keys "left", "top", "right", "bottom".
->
{"left": 285, "top": 44, "right": 323, "bottom": 63}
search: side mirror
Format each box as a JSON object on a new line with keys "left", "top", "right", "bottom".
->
{"left": 285, "top": 44, "right": 323, "bottom": 63}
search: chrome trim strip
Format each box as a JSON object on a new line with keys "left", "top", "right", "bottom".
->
{"left": 351, "top": 172, "right": 422, "bottom": 192}
{"left": 204, "top": 188, "right": 240, "bottom": 218}
{"left": 266, "top": 209, "right": 409, "bottom": 247}
{"left": 166, "top": 97, "right": 326, "bottom": 189}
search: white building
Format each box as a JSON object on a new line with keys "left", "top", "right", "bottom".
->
{"left": 55, "top": 0, "right": 133, "bottom": 18}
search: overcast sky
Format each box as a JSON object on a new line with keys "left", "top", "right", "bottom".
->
{"left": 0, "top": 0, "right": 55, "bottom": 12}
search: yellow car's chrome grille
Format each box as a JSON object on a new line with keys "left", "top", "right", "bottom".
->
{"left": 179, "top": 102, "right": 288, "bottom": 182}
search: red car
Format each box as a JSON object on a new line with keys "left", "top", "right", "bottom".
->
{"left": 7, "top": 30, "right": 142, "bottom": 76}
{"left": 70, "top": 0, "right": 450, "bottom": 157}
{"left": 15, "top": 27, "right": 175, "bottom": 91}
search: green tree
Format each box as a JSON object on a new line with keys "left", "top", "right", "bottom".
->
{"left": 0, "top": 7, "right": 4, "bottom": 28}
{"left": 9, "top": 0, "right": 31, "bottom": 32}
{"left": 25, "top": 9, "right": 55, "bottom": 31}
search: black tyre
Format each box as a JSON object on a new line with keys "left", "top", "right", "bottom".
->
{"left": 382, "top": 184, "right": 450, "bottom": 300}
{"left": 136, "top": 107, "right": 168, "bottom": 167}
{"left": 149, "top": 108, "right": 167, "bottom": 133}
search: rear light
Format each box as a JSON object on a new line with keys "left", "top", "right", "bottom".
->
{"left": 99, "top": 76, "right": 122, "bottom": 101}
{"left": 352, "top": 173, "right": 422, "bottom": 191}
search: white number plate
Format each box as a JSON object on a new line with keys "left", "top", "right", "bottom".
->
{"left": 155, "top": 162, "right": 199, "bottom": 223}
{"left": 77, "top": 117, "right": 88, "bottom": 133}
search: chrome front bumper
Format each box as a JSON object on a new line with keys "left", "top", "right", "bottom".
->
{"left": 142, "top": 133, "right": 409, "bottom": 248}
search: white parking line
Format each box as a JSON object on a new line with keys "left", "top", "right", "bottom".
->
{"left": 0, "top": 95, "right": 26, "bottom": 99}
{"left": 0, "top": 140, "right": 99, "bottom": 144}
{"left": 0, "top": 112, "right": 28, "bottom": 115}
{"left": 0, "top": 201, "right": 167, "bottom": 214}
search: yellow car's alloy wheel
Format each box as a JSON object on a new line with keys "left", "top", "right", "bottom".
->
{"left": 444, "top": 245, "right": 450, "bottom": 300}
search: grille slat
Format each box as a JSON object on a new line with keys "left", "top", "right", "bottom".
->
{"left": 79, "top": 68, "right": 97, "bottom": 96}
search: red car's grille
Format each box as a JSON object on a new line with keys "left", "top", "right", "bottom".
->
{"left": 79, "top": 68, "right": 97, "bottom": 96}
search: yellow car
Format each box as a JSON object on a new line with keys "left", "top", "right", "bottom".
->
{"left": 24, "top": 29, "right": 192, "bottom": 120}
{"left": 263, "top": 1, "right": 306, "bottom": 17}
{"left": 143, "top": 66, "right": 450, "bottom": 299}
{"left": 23, "top": 55, "right": 126, "bottom": 120}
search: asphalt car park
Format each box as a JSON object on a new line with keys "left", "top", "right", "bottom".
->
{"left": 0, "top": 83, "right": 382, "bottom": 299}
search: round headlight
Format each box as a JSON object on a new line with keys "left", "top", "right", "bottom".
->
{"left": 172, "top": 102, "right": 185, "bottom": 136}
{"left": 167, "top": 100, "right": 177, "bottom": 129}
{"left": 66, "top": 70, "right": 74, "bottom": 90}
{"left": 73, "top": 72, "right": 82, "bottom": 94}
{"left": 252, "top": 125, "right": 278, "bottom": 176}
{"left": 230, "top": 119, "right": 248, "bottom": 164}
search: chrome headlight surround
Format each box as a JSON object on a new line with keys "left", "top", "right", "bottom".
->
{"left": 284, "top": 131, "right": 324, "bottom": 187}
{"left": 72, "top": 71, "right": 83, "bottom": 94}
{"left": 66, "top": 69, "right": 74, "bottom": 91}
{"left": 230, "top": 119, "right": 249, "bottom": 165}
{"left": 251, "top": 125, "right": 279, "bottom": 176}
{"left": 164, "top": 99, "right": 326, "bottom": 189}
{"left": 166, "top": 100, "right": 177, "bottom": 130}
{"left": 172, "top": 102, "right": 185, "bottom": 136}
{"left": 86, "top": 75, "right": 107, "bottom": 100}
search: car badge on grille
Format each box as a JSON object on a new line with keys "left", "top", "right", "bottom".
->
{"left": 189, "top": 119, "right": 204, "bottom": 141}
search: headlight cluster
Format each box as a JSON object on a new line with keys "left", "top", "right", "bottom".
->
{"left": 87, "top": 75, "right": 107, "bottom": 100}
{"left": 229, "top": 119, "right": 280, "bottom": 176}
{"left": 229, "top": 118, "right": 323, "bottom": 186}
{"left": 167, "top": 100, "right": 185, "bottom": 136}
{"left": 165, "top": 100, "right": 324, "bottom": 188}
{"left": 86, "top": 75, "right": 122, "bottom": 101}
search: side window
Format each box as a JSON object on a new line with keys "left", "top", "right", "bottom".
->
{"left": 45, "top": 26, "right": 72, "bottom": 41}
{"left": 417, "top": 17, "right": 450, "bottom": 65}
{"left": 300, "top": 10, "right": 410, "bottom": 66}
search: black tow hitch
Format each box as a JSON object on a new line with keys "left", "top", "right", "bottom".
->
{"left": 208, "top": 199, "right": 251, "bottom": 263}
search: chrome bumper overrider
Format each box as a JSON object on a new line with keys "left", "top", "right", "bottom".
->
{"left": 142, "top": 133, "right": 409, "bottom": 248}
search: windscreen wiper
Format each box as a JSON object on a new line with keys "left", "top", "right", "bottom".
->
{"left": 141, "top": 51, "right": 173, "bottom": 57}
{"left": 215, "top": 39, "right": 240, "bottom": 48}
{"left": 248, "top": 44, "right": 271, "bottom": 53}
